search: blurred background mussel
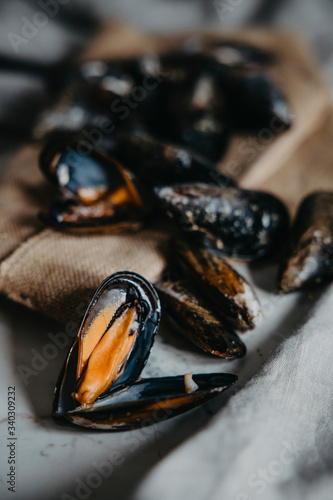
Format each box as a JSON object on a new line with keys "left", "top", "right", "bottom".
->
{"left": 54, "top": 271, "right": 238, "bottom": 430}
{"left": 160, "top": 67, "right": 230, "bottom": 162}
{"left": 112, "top": 132, "right": 234, "bottom": 188}
{"left": 34, "top": 53, "right": 163, "bottom": 145}
{"left": 173, "top": 240, "right": 262, "bottom": 330}
{"left": 34, "top": 36, "right": 292, "bottom": 165}
{"left": 154, "top": 183, "right": 290, "bottom": 260}
{"left": 39, "top": 140, "right": 150, "bottom": 232}
{"left": 201, "top": 40, "right": 274, "bottom": 70}
{"left": 154, "top": 239, "right": 262, "bottom": 359}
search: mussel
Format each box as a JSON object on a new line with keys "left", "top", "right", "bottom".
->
{"left": 203, "top": 40, "right": 274, "bottom": 69}
{"left": 174, "top": 241, "right": 262, "bottom": 331}
{"left": 39, "top": 141, "right": 149, "bottom": 232}
{"left": 53, "top": 272, "right": 238, "bottom": 430}
{"left": 155, "top": 39, "right": 272, "bottom": 84}
{"left": 153, "top": 49, "right": 205, "bottom": 86}
{"left": 155, "top": 273, "right": 246, "bottom": 358}
{"left": 224, "top": 72, "right": 292, "bottom": 131}
{"left": 112, "top": 132, "right": 234, "bottom": 188}
{"left": 34, "top": 55, "right": 163, "bottom": 142}
{"left": 278, "top": 192, "right": 333, "bottom": 292}
{"left": 78, "top": 56, "right": 163, "bottom": 130}
{"left": 163, "top": 69, "right": 229, "bottom": 162}
{"left": 33, "top": 79, "right": 118, "bottom": 143}
{"left": 155, "top": 45, "right": 288, "bottom": 142}
{"left": 154, "top": 183, "right": 289, "bottom": 260}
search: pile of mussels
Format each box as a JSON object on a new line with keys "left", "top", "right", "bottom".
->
{"left": 37, "top": 39, "right": 333, "bottom": 429}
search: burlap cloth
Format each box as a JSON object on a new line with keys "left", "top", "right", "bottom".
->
{"left": 1, "top": 23, "right": 333, "bottom": 325}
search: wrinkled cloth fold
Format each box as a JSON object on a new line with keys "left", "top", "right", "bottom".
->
{"left": 135, "top": 285, "right": 333, "bottom": 500}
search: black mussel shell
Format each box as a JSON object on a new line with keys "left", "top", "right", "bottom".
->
{"left": 65, "top": 373, "right": 238, "bottom": 430}
{"left": 155, "top": 273, "right": 246, "bottom": 358}
{"left": 33, "top": 87, "right": 94, "bottom": 142}
{"left": 77, "top": 61, "right": 136, "bottom": 111}
{"left": 34, "top": 55, "right": 162, "bottom": 142}
{"left": 53, "top": 271, "right": 238, "bottom": 430}
{"left": 155, "top": 39, "right": 272, "bottom": 83}
{"left": 203, "top": 40, "right": 274, "bottom": 69}
{"left": 112, "top": 132, "right": 235, "bottom": 188}
{"left": 39, "top": 141, "right": 149, "bottom": 232}
{"left": 153, "top": 44, "right": 283, "bottom": 143}
{"left": 79, "top": 55, "right": 160, "bottom": 84}
{"left": 278, "top": 192, "right": 333, "bottom": 292}
{"left": 78, "top": 56, "right": 164, "bottom": 130}
{"left": 34, "top": 78, "right": 127, "bottom": 144}
{"left": 163, "top": 70, "right": 230, "bottom": 162}
{"left": 154, "top": 183, "right": 289, "bottom": 260}
{"left": 224, "top": 72, "right": 292, "bottom": 131}
{"left": 154, "top": 49, "right": 206, "bottom": 85}
{"left": 53, "top": 272, "right": 161, "bottom": 421}
{"left": 174, "top": 241, "right": 262, "bottom": 331}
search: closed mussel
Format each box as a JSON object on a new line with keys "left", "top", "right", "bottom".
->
{"left": 154, "top": 183, "right": 289, "bottom": 260}
{"left": 112, "top": 132, "right": 234, "bottom": 188}
{"left": 79, "top": 56, "right": 163, "bottom": 130}
{"left": 34, "top": 54, "right": 161, "bottom": 142}
{"left": 155, "top": 273, "right": 246, "bottom": 358}
{"left": 156, "top": 39, "right": 272, "bottom": 82}
{"left": 163, "top": 69, "right": 229, "bottom": 162}
{"left": 39, "top": 141, "right": 149, "bottom": 232}
{"left": 203, "top": 40, "right": 274, "bottom": 69}
{"left": 154, "top": 49, "right": 205, "bottom": 85}
{"left": 224, "top": 72, "right": 292, "bottom": 131}
{"left": 53, "top": 272, "right": 238, "bottom": 430}
{"left": 174, "top": 241, "right": 262, "bottom": 331}
{"left": 34, "top": 77, "right": 122, "bottom": 144}
{"left": 156, "top": 43, "right": 288, "bottom": 137}
{"left": 278, "top": 191, "right": 333, "bottom": 292}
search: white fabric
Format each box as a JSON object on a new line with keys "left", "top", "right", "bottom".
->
{"left": 135, "top": 286, "right": 333, "bottom": 500}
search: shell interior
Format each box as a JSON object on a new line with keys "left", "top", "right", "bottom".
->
{"left": 53, "top": 272, "right": 161, "bottom": 419}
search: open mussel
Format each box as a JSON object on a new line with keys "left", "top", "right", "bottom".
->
{"left": 278, "top": 192, "right": 333, "bottom": 292}
{"left": 154, "top": 183, "right": 289, "bottom": 260}
{"left": 112, "top": 132, "right": 234, "bottom": 188}
{"left": 174, "top": 241, "right": 262, "bottom": 331}
{"left": 53, "top": 272, "right": 238, "bottom": 430}
{"left": 155, "top": 273, "right": 246, "bottom": 358}
{"left": 39, "top": 141, "right": 149, "bottom": 232}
